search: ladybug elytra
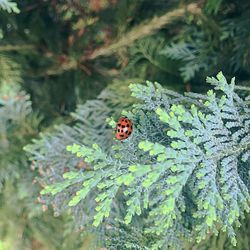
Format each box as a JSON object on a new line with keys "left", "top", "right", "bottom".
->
{"left": 115, "top": 117, "right": 133, "bottom": 140}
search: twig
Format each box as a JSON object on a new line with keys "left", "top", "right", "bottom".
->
{"left": 0, "top": 45, "right": 35, "bottom": 52}
{"left": 26, "top": 2, "right": 202, "bottom": 77}
{"left": 87, "top": 3, "right": 201, "bottom": 59}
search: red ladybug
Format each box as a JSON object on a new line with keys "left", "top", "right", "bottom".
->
{"left": 115, "top": 117, "right": 133, "bottom": 140}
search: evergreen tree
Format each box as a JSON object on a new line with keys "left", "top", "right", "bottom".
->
{"left": 0, "top": 4, "right": 97, "bottom": 249}
{"left": 1, "top": 0, "right": 250, "bottom": 249}
{"left": 0, "top": 53, "right": 93, "bottom": 249}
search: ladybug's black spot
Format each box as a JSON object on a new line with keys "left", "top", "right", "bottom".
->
{"left": 128, "top": 132, "right": 131, "bottom": 135}
{"left": 126, "top": 124, "right": 130, "bottom": 127}
{"left": 120, "top": 134, "right": 124, "bottom": 137}
{"left": 121, "top": 119, "right": 124, "bottom": 122}
{"left": 122, "top": 125, "right": 125, "bottom": 128}
{"left": 118, "top": 129, "right": 120, "bottom": 132}
{"left": 118, "top": 123, "right": 121, "bottom": 126}
{"left": 125, "top": 131, "right": 129, "bottom": 134}
{"left": 121, "top": 130, "right": 123, "bottom": 133}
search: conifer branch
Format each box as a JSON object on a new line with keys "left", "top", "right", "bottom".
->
{"left": 26, "top": 72, "right": 250, "bottom": 249}
{"left": 88, "top": 3, "right": 202, "bottom": 60}
{"left": 0, "top": 45, "right": 34, "bottom": 52}
{"left": 33, "top": 3, "right": 202, "bottom": 76}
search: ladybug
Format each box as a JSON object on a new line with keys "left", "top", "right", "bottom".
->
{"left": 115, "top": 117, "right": 133, "bottom": 140}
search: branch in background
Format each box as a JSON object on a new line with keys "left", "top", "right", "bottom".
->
{"left": 40, "top": 59, "right": 78, "bottom": 76}
{"left": 87, "top": 3, "right": 201, "bottom": 60}
{"left": 66, "top": 0, "right": 88, "bottom": 16}
{"left": 36, "top": 2, "right": 202, "bottom": 76}
{"left": 0, "top": 45, "right": 35, "bottom": 52}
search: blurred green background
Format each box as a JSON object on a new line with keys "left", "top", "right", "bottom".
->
{"left": 0, "top": 0, "right": 249, "bottom": 249}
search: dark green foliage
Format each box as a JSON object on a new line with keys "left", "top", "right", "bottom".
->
{"left": 159, "top": 1, "right": 250, "bottom": 82}
{"left": 0, "top": 55, "right": 40, "bottom": 189}
{"left": 0, "top": 54, "right": 92, "bottom": 250}
{"left": 1, "top": 0, "right": 180, "bottom": 120}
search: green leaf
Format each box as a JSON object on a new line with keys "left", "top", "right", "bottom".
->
{"left": 138, "top": 141, "right": 153, "bottom": 151}
{"left": 63, "top": 171, "right": 79, "bottom": 179}
{"left": 68, "top": 187, "right": 90, "bottom": 206}
{"left": 156, "top": 108, "right": 170, "bottom": 123}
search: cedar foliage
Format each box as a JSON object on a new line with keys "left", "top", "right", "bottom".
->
{"left": 26, "top": 72, "right": 250, "bottom": 249}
